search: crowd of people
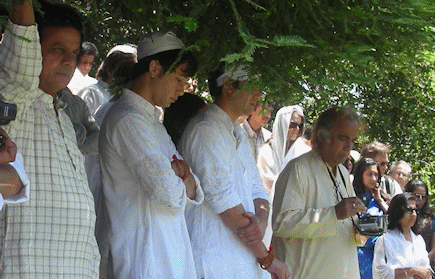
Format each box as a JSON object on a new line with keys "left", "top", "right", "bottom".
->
{"left": 0, "top": 0, "right": 433, "bottom": 279}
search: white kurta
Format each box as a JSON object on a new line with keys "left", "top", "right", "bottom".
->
{"left": 373, "top": 229, "right": 431, "bottom": 279}
{"left": 179, "top": 104, "right": 270, "bottom": 279}
{"left": 77, "top": 80, "right": 111, "bottom": 116}
{"left": 99, "top": 89, "right": 203, "bottom": 278}
{"left": 68, "top": 68, "right": 97, "bottom": 95}
{"left": 272, "top": 150, "right": 361, "bottom": 279}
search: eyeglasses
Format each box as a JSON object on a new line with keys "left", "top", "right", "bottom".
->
{"left": 289, "top": 122, "right": 304, "bottom": 129}
{"left": 404, "top": 206, "right": 418, "bottom": 214}
{"left": 414, "top": 194, "right": 427, "bottom": 200}
{"left": 378, "top": 161, "right": 389, "bottom": 167}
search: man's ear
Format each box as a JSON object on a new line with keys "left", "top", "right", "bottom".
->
{"left": 149, "top": 60, "right": 161, "bottom": 79}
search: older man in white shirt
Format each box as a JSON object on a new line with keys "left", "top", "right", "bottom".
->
{"left": 179, "top": 66, "right": 289, "bottom": 279}
{"left": 99, "top": 30, "right": 203, "bottom": 278}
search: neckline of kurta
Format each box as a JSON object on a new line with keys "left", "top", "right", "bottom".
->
{"left": 209, "top": 104, "right": 237, "bottom": 137}
{"left": 121, "top": 88, "right": 162, "bottom": 120}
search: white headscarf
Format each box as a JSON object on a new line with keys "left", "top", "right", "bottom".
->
{"left": 271, "top": 105, "right": 304, "bottom": 173}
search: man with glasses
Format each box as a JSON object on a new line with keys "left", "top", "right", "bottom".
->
{"left": 361, "top": 141, "right": 402, "bottom": 199}
{"left": 388, "top": 160, "right": 412, "bottom": 190}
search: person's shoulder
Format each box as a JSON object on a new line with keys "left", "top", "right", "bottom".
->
{"left": 261, "top": 127, "right": 272, "bottom": 140}
{"left": 183, "top": 106, "right": 219, "bottom": 134}
{"left": 292, "top": 149, "right": 315, "bottom": 165}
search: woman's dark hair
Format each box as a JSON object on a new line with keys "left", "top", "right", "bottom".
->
{"left": 404, "top": 180, "right": 432, "bottom": 218}
{"left": 131, "top": 49, "right": 197, "bottom": 82}
{"left": 163, "top": 93, "right": 207, "bottom": 146}
{"left": 96, "top": 51, "right": 135, "bottom": 82}
{"left": 353, "top": 158, "right": 380, "bottom": 198}
{"left": 388, "top": 193, "right": 417, "bottom": 232}
{"left": 35, "top": 0, "right": 84, "bottom": 45}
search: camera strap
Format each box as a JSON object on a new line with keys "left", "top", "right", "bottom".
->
{"left": 323, "top": 159, "right": 358, "bottom": 227}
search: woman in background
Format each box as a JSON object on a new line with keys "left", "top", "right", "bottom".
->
{"left": 405, "top": 180, "right": 435, "bottom": 269}
{"left": 256, "top": 105, "right": 305, "bottom": 246}
{"left": 353, "top": 158, "right": 388, "bottom": 279}
{"left": 373, "top": 193, "right": 432, "bottom": 279}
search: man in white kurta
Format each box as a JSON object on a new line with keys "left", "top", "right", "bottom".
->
{"left": 180, "top": 104, "right": 271, "bottom": 278}
{"left": 179, "top": 67, "right": 289, "bottom": 279}
{"left": 272, "top": 107, "right": 367, "bottom": 279}
{"left": 99, "top": 30, "right": 203, "bottom": 278}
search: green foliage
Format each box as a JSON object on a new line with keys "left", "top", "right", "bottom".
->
{"left": 7, "top": 0, "right": 434, "bottom": 200}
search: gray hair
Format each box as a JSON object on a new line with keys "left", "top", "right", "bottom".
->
{"left": 389, "top": 160, "right": 412, "bottom": 175}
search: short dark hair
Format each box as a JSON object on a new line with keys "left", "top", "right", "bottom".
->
{"left": 311, "top": 107, "right": 361, "bottom": 149}
{"left": 77, "top": 41, "right": 98, "bottom": 62}
{"left": 112, "top": 59, "right": 136, "bottom": 87}
{"left": 207, "top": 68, "right": 241, "bottom": 101}
{"left": 353, "top": 158, "right": 380, "bottom": 198}
{"left": 96, "top": 51, "right": 135, "bottom": 82}
{"left": 35, "top": 0, "right": 85, "bottom": 45}
{"left": 131, "top": 49, "right": 197, "bottom": 82}
{"left": 388, "top": 193, "right": 416, "bottom": 232}
{"left": 163, "top": 93, "right": 207, "bottom": 146}
{"left": 0, "top": 4, "right": 8, "bottom": 34}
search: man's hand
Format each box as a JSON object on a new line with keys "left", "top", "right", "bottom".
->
{"left": 171, "top": 157, "right": 196, "bottom": 200}
{"left": 0, "top": 128, "right": 17, "bottom": 164}
{"left": 335, "top": 197, "right": 366, "bottom": 220}
{"left": 266, "top": 258, "right": 290, "bottom": 279}
{"left": 409, "top": 266, "right": 432, "bottom": 279}
{"left": 236, "top": 212, "right": 264, "bottom": 246}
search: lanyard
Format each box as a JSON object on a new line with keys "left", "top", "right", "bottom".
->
{"left": 323, "top": 160, "right": 347, "bottom": 203}
{"left": 323, "top": 158, "right": 358, "bottom": 225}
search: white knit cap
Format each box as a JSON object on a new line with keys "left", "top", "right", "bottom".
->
{"left": 216, "top": 66, "right": 250, "bottom": 86}
{"left": 137, "top": 30, "right": 184, "bottom": 61}
{"left": 106, "top": 44, "right": 137, "bottom": 57}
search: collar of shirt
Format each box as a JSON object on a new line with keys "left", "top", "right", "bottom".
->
{"left": 121, "top": 88, "right": 162, "bottom": 120}
{"left": 209, "top": 104, "right": 236, "bottom": 140}
{"left": 242, "top": 119, "right": 258, "bottom": 138}
{"left": 74, "top": 68, "right": 85, "bottom": 78}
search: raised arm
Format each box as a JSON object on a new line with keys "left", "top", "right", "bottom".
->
{"left": 11, "top": 0, "right": 35, "bottom": 26}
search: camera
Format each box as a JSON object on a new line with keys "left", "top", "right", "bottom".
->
{"left": 355, "top": 214, "right": 388, "bottom": 237}
{"left": 0, "top": 101, "right": 17, "bottom": 148}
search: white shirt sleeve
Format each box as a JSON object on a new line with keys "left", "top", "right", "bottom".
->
{"left": 1, "top": 152, "right": 30, "bottom": 210}
{"left": 4, "top": 153, "right": 30, "bottom": 204}
{"left": 373, "top": 235, "right": 395, "bottom": 279}
{"left": 180, "top": 121, "right": 242, "bottom": 214}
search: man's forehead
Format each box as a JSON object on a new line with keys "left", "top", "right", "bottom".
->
{"left": 173, "top": 62, "right": 189, "bottom": 77}
{"left": 332, "top": 119, "right": 359, "bottom": 136}
{"left": 41, "top": 26, "right": 81, "bottom": 47}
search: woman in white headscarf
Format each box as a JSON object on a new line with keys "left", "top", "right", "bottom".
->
{"left": 257, "top": 105, "right": 308, "bottom": 246}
